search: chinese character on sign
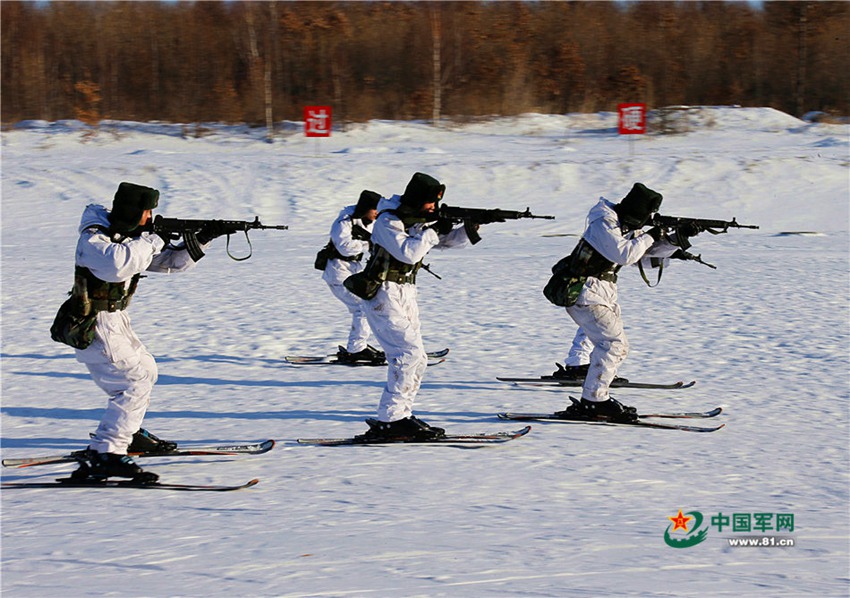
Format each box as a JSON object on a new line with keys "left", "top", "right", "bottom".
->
{"left": 304, "top": 105, "right": 332, "bottom": 137}
{"left": 618, "top": 103, "right": 646, "bottom": 135}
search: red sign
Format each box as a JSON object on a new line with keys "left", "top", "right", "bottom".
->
{"left": 618, "top": 103, "right": 646, "bottom": 135}
{"left": 304, "top": 105, "right": 332, "bottom": 137}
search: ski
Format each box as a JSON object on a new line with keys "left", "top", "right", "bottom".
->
{"left": 285, "top": 348, "right": 449, "bottom": 366}
{"left": 498, "top": 407, "right": 721, "bottom": 420}
{"left": 2, "top": 439, "right": 275, "bottom": 469}
{"left": 497, "top": 377, "right": 695, "bottom": 390}
{"left": 497, "top": 412, "right": 723, "bottom": 432}
{"left": 1, "top": 478, "right": 260, "bottom": 492}
{"left": 297, "top": 425, "right": 531, "bottom": 446}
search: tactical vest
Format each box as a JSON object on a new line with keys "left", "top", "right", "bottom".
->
{"left": 73, "top": 226, "right": 141, "bottom": 313}
{"left": 360, "top": 209, "right": 426, "bottom": 285}
{"left": 73, "top": 266, "right": 141, "bottom": 313}
{"left": 565, "top": 238, "right": 620, "bottom": 283}
{"left": 362, "top": 244, "right": 422, "bottom": 285}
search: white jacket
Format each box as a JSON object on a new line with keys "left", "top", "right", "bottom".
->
{"left": 73, "top": 204, "right": 199, "bottom": 364}
{"left": 75, "top": 203, "right": 198, "bottom": 283}
{"left": 370, "top": 195, "right": 471, "bottom": 267}
{"left": 322, "top": 205, "right": 374, "bottom": 285}
{"left": 575, "top": 198, "right": 677, "bottom": 307}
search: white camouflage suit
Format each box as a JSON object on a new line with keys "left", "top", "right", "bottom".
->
{"left": 565, "top": 198, "right": 679, "bottom": 402}
{"left": 322, "top": 205, "right": 375, "bottom": 353}
{"left": 74, "top": 204, "right": 201, "bottom": 454}
{"left": 363, "top": 195, "right": 473, "bottom": 422}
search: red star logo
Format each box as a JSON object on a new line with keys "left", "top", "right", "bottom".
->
{"left": 668, "top": 509, "right": 693, "bottom": 532}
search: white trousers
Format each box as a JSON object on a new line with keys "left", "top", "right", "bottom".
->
{"left": 565, "top": 327, "right": 594, "bottom": 366}
{"left": 565, "top": 303, "right": 629, "bottom": 402}
{"left": 75, "top": 311, "right": 158, "bottom": 454}
{"left": 362, "top": 283, "right": 427, "bottom": 422}
{"left": 326, "top": 281, "right": 373, "bottom": 353}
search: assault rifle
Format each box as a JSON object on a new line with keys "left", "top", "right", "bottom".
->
{"left": 152, "top": 215, "right": 288, "bottom": 262}
{"left": 649, "top": 214, "right": 759, "bottom": 235}
{"left": 438, "top": 204, "right": 555, "bottom": 224}
{"left": 647, "top": 214, "right": 759, "bottom": 271}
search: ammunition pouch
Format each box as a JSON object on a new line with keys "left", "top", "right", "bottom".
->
{"left": 314, "top": 242, "right": 334, "bottom": 271}
{"left": 343, "top": 271, "right": 382, "bottom": 300}
{"left": 343, "top": 244, "right": 420, "bottom": 299}
{"left": 543, "top": 255, "right": 586, "bottom": 308}
{"left": 543, "top": 239, "right": 618, "bottom": 307}
{"left": 50, "top": 267, "right": 140, "bottom": 349}
{"left": 50, "top": 295, "right": 98, "bottom": 349}
{"left": 315, "top": 241, "right": 362, "bottom": 271}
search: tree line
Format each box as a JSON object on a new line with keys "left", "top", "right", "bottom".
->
{"left": 2, "top": 1, "right": 848, "bottom": 129}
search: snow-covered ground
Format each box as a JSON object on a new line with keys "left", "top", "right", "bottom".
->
{"left": 2, "top": 107, "right": 848, "bottom": 596}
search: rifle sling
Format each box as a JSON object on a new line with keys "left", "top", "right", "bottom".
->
{"left": 637, "top": 259, "right": 663, "bottom": 288}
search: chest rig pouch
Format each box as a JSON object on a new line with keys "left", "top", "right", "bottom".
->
{"left": 51, "top": 226, "right": 143, "bottom": 348}
{"left": 343, "top": 210, "right": 425, "bottom": 300}
{"left": 343, "top": 245, "right": 422, "bottom": 300}
{"left": 543, "top": 238, "right": 619, "bottom": 307}
{"left": 50, "top": 267, "right": 142, "bottom": 349}
{"left": 314, "top": 240, "right": 363, "bottom": 271}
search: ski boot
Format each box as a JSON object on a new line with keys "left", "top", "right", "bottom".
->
{"left": 555, "top": 396, "right": 638, "bottom": 423}
{"left": 336, "top": 344, "right": 386, "bottom": 365}
{"left": 71, "top": 449, "right": 159, "bottom": 484}
{"left": 554, "top": 397, "right": 592, "bottom": 420}
{"left": 548, "top": 363, "right": 629, "bottom": 384}
{"left": 548, "top": 363, "right": 589, "bottom": 381}
{"left": 358, "top": 416, "right": 446, "bottom": 441}
{"left": 128, "top": 428, "right": 178, "bottom": 454}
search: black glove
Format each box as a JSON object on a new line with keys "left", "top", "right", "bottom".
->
{"left": 433, "top": 217, "right": 455, "bottom": 236}
{"left": 154, "top": 229, "right": 180, "bottom": 244}
{"left": 196, "top": 220, "right": 229, "bottom": 245}
{"left": 645, "top": 226, "right": 663, "bottom": 242}
{"left": 351, "top": 224, "right": 372, "bottom": 242}
{"left": 677, "top": 222, "right": 701, "bottom": 239}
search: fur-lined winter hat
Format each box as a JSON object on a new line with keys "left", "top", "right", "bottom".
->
{"left": 354, "top": 190, "right": 381, "bottom": 219}
{"left": 110, "top": 182, "right": 159, "bottom": 232}
{"left": 400, "top": 173, "right": 445, "bottom": 208}
{"left": 615, "top": 182, "right": 662, "bottom": 229}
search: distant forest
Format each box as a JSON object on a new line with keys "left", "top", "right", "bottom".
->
{"left": 2, "top": 1, "right": 848, "bottom": 127}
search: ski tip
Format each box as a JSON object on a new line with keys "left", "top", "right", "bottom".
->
{"left": 245, "top": 478, "right": 260, "bottom": 488}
